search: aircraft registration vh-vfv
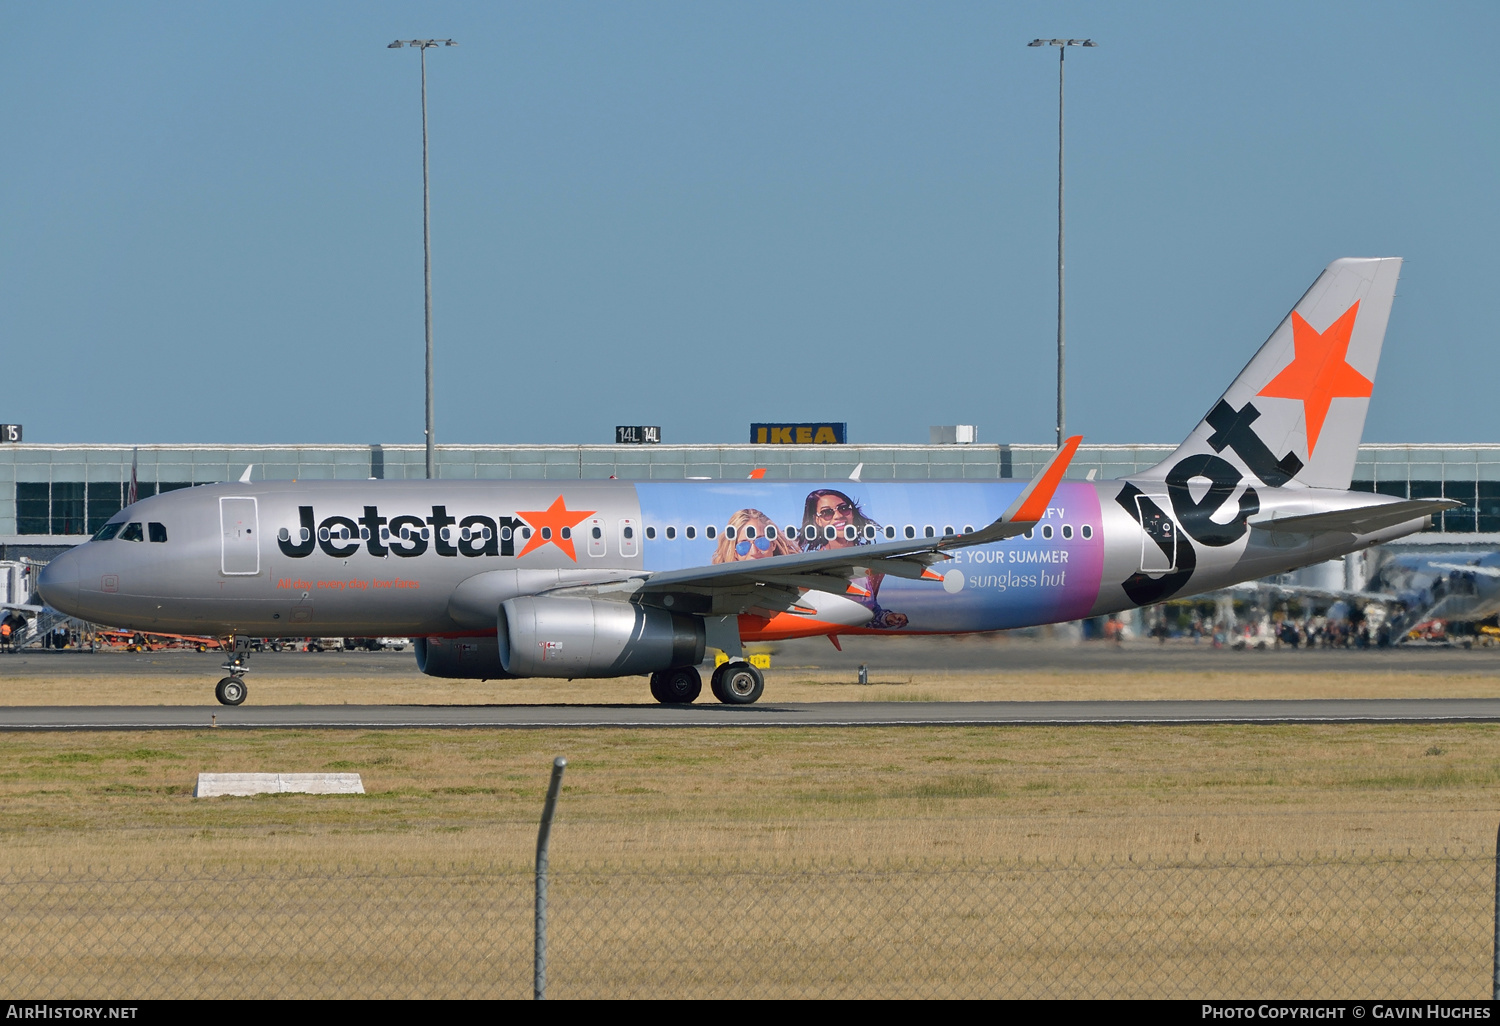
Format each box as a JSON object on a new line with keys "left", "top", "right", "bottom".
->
{"left": 38, "top": 258, "right": 1458, "bottom": 706}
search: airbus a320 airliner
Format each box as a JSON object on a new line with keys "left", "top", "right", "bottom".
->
{"left": 38, "top": 258, "right": 1455, "bottom": 706}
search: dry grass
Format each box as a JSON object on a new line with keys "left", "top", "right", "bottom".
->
{"left": 2, "top": 723, "right": 1498, "bottom": 997}
{"left": 1, "top": 723, "right": 1498, "bottom": 869}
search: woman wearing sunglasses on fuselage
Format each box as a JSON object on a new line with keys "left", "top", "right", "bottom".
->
{"left": 799, "top": 489, "right": 908, "bottom": 630}
{"left": 711, "top": 508, "right": 801, "bottom": 564}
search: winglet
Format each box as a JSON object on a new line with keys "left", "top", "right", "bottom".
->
{"left": 748, "top": 468, "right": 767, "bottom": 480}
{"left": 238, "top": 465, "right": 254, "bottom": 483}
{"left": 1002, "top": 436, "right": 1081, "bottom": 525}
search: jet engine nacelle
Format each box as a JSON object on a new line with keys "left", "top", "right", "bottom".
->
{"left": 413, "top": 635, "right": 514, "bottom": 679}
{"left": 499, "top": 596, "right": 705, "bottom": 677}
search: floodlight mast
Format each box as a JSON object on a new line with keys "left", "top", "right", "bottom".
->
{"left": 389, "top": 39, "right": 458, "bottom": 479}
{"left": 1028, "top": 38, "right": 1095, "bottom": 450}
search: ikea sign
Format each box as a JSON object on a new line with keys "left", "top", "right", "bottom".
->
{"left": 751, "top": 423, "right": 846, "bottom": 445}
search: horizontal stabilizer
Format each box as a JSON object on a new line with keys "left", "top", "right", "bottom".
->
{"left": 1252, "top": 498, "right": 1460, "bottom": 536}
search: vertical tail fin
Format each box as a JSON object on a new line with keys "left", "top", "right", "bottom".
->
{"left": 1142, "top": 257, "right": 1401, "bottom": 490}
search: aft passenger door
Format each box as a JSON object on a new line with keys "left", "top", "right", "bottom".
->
{"left": 220, "top": 497, "right": 260, "bottom": 575}
{"left": 1134, "top": 494, "right": 1177, "bottom": 573}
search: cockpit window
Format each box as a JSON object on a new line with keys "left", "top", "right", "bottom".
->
{"left": 118, "top": 523, "right": 144, "bottom": 542}
{"left": 93, "top": 523, "right": 123, "bottom": 541}
{"left": 148, "top": 522, "right": 168, "bottom": 543}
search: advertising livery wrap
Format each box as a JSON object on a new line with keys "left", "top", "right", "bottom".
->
{"left": 36, "top": 258, "right": 1456, "bottom": 707}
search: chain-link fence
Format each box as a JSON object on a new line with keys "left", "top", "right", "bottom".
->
{"left": 1, "top": 849, "right": 1491, "bottom": 998}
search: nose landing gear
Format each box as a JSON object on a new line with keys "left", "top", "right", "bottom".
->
{"left": 214, "top": 640, "right": 249, "bottom": 706}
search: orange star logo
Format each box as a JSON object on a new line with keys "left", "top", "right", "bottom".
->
{"left": 514, "top": 496, "right": 596, "bottom": 561}
{"left": 1257, "top": 300, "right": 1372, "bottom": 455}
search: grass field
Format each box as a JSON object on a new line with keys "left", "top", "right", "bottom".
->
{"left": 1, "top": 721, "right": 1497, "bottom": 997}
{"left": 6, "top": 651, "right": 1500, "bottom": 997}
{"left": 2, "top": 720, "right": 1497, "bottom": 868}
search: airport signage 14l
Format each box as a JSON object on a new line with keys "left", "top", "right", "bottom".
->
{"left": 751, "top": 423, "right": 846, "bottom": 445}
{"left": 616, "top": 426, "right": 661, "bottom": 444}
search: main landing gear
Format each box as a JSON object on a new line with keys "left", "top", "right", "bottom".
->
{"left": 647, "top": 662, "right": 765, "bottom": 705}
{"left": 649, "top": 666, "right": 702, "bottom": 704}
{"left": 710, "top": 661, "right": 764, "bottom": 705}
{"left": 214, "top": 643, "right": 249, "bottom": 706}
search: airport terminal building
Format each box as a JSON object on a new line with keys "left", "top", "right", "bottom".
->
{"left": 4, "top": 441, "right": 1499, "bottom": 561}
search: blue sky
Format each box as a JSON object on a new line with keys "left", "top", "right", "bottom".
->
{"left": 3, "top": 1, "right": 1496, "bottom": 446}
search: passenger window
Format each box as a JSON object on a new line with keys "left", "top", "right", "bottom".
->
{"left": 591, "top": 526, "right": 602, "bottom": 539}
{"left": 277, "top": 527, "right": 290, "bottom": 543}
{"left": 94, "top": 522, "right": 123, "bottom": 541}
{"left": 924, "top": 526, "right": 935, "bottom": 539}
{"left": 744, "top": 526, "right": 757, "bottom": 539}
{"left": 963, "top": 525, "right": 974, "bottom": 535}
{"left": 884, "top": 526, "right": 895, "bottom": 540}
{"left": 725, "top": 526, "right": 737, "bottom": 540}
{"left": 904, "top": 525, "right": 915, "bottom": 539}
{"left": 501, "top": 526, "right": 513, "bottom": 541}
{"left": 685, "top": 526, "right": 696, "bottom": 540}
{"left": 119, "top": 523, "right": 144, "bottom": 542}
{"left": 521, "top": 527, "right": 532, "bottom": 539}
{"left": 764, "top": 526, "right": 776, "bottom": 540}
{"left": 540, "top": 527, "right": 552, "bottom": 540}
{"left": 1042, "top": 525, "right": 1053, "bottom": 539}
{"left": 560, "top": 527, "right": 571, "bottom": 540}
{"left": 804, "top": 525, "right": 817, "bottom": 541}
{"left": 785, "top": 525, "right": 798, "bottom": 540}
{"left": 943, "top": 526, "right": 955, "bottom": 537}
{"left": 705, "top": 526, "right": 717, "bottom": 540}
{"left": 359, "top": 527, "right": 369, "bottom": 540}
{"left": 1081, "top": 525, "right": 1093, "bottom": 539}
{"left": 1062, "top": 525, "right": 1073, "bottom": 539}
{"left": 843, "top": 525, "right": 857, "bottom": 541}
{"left": 824, "top": 526, "right": 836, "bottom": 541}
{"left": 645, "top": 526, "right": 656, "bottom": 540}
{"left": 864, "top": 525, "right": 876, "bottom": 540}
{"left": 1024, "top": 528, "right": 1034, "bottom": 539}
{"left": 665, "top": 526, "right": 677, "bottom": 540}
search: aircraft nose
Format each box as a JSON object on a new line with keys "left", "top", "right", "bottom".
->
{"left": 36, "top": 548, "right": 80, "bottom": 611}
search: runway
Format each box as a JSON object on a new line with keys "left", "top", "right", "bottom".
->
{"left": 6, "top": 698, "right": 1500, "bottom": 731}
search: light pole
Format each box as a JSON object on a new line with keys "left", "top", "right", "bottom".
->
{"left": 1028, "top": 38, "right": 1095, "bottom": 449}
{"left": 389, "top": 38, "right": 457, "bottom": 479}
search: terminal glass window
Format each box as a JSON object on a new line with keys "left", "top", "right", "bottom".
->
{"left": 14, "top": 481, "right": 193, "bottom": 535}
{"left": 1480, "top": 482, "right": 1500, "bottom": 534}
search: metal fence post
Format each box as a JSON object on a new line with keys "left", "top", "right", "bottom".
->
{"left": 535, "top": 756, "right": 566, "bottom": 1001}
{"left": 1493, "top": 817, "right": 1499, "bottom": 1000}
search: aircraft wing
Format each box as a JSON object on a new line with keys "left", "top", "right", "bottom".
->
{"left": 638, "top": 437, "right": 1081, "bottom": 600}
{"left": 1251, "top": 498, "right": 1461, "bottom": 536}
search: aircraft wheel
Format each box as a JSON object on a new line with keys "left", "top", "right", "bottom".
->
{"left": 215, "top": 677, "right": 247, "bottom": 706}
{"left": 649, "top": 666, "right": 701, "bottom": 705}
{"left": 711, "top": 662, "right": 764, "bottom": 705}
